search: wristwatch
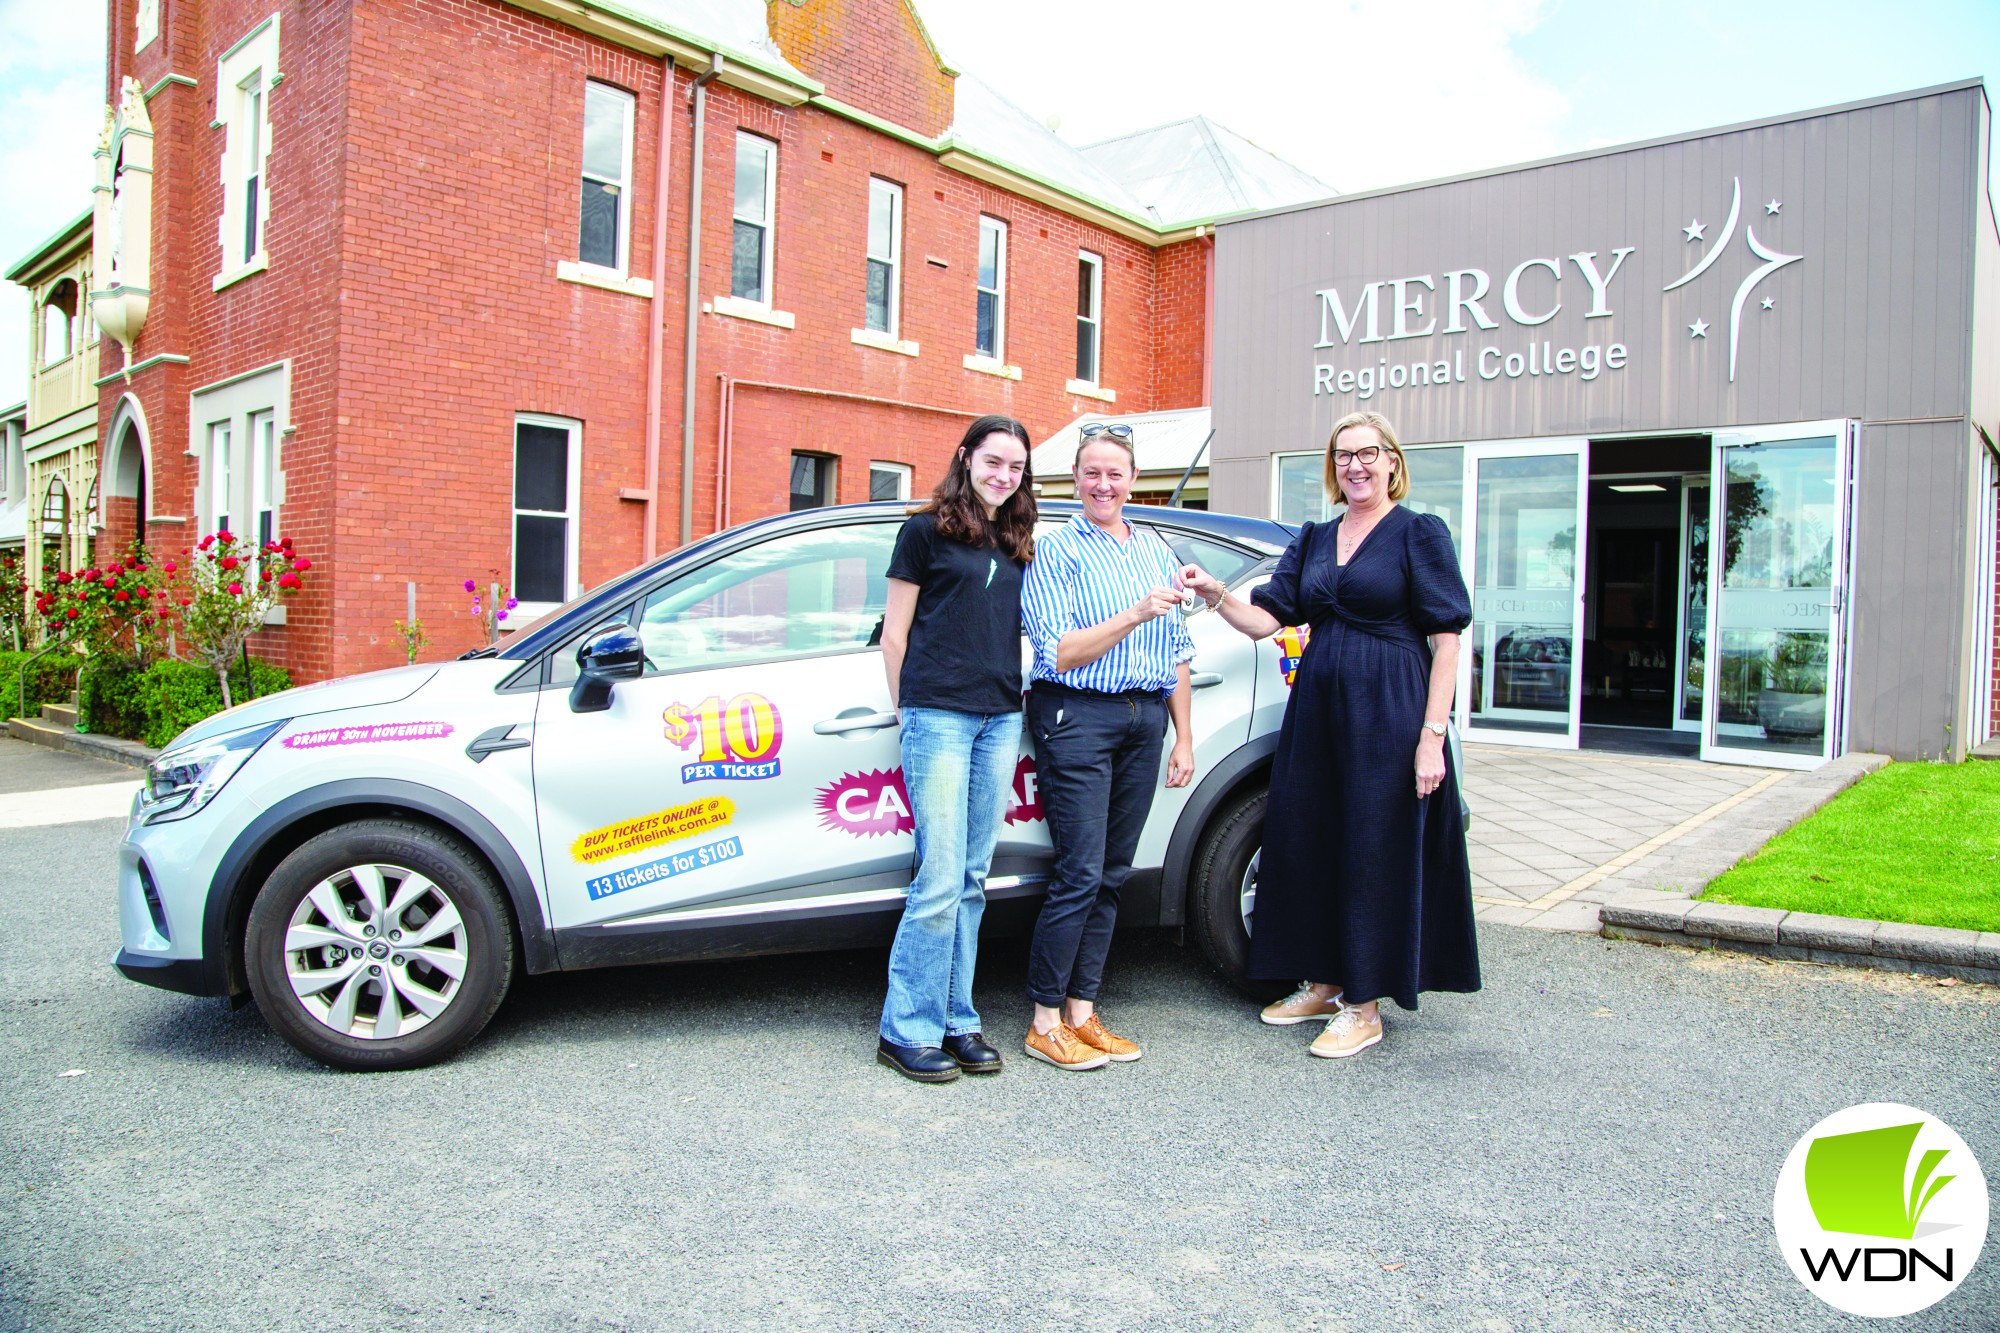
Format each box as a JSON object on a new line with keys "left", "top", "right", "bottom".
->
{"left": 1421, "top": 720, "right": 1449, "bottom": 738}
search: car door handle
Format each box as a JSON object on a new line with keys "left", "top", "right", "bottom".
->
{"left": 1190, "top": 672, "right": 1224, "bottom": 689}
{"left": 813, "top": 710, "right": 901, "bottom": 735}
{"left": 465, "top": 724, "right": 532, "bottom": 763}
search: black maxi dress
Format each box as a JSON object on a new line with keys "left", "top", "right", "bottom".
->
{"left": 1248, "top": 505, "right": 1479, "bottom": 1009}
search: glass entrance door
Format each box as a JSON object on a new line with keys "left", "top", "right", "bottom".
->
{"left": 1700, "top": 422, "right": 1853, "bottom": 768}
{"left": 1673, "top": 478, "right": 1709, "bottom": 732}
{"left": 1458, "top": 440, "right": 1589, "bottom": 749}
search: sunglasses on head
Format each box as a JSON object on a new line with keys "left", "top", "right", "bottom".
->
{"left": 1079, "top": 423, "right": 1134, "bottom": 441}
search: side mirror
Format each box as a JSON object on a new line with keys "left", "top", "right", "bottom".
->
{"left": 569, "top": 625, "right": 645, "bottom": 713}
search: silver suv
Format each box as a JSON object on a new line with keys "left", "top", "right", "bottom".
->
{"left": 114, "top": 502, "right": 1464, "bottom": 1070}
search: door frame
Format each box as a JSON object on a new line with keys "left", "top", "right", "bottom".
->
{"left": 1698, "top": 418, "right": 1856, "bottom": 770}
{"left": 1455, "top": 437, "right": 1590, "bottom": 750}
{"left": 1672, "top": 473, "right": 1709, "bottom": 733}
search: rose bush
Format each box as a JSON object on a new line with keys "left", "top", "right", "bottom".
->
{"left": 169, "top": 531, "right": 310, "bottom": 708}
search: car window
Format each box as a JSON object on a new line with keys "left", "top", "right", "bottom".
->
{"left": 1151, "top": 529, "right": 1262, "bottom": 587}
{"left": 636, "top": 521, "right": 901, "bottom": 673}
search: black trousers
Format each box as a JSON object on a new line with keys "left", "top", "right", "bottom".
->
{"left": 1024, "top": 683, "right": 1168, "bottom": 1008}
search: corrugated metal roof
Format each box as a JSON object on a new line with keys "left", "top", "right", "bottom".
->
{"left": 1081, "top": 118, "right": 1335, "bottom": 227}
{"left": 943, "top": 75, "right": 1152, "bottom": 219}
{"left": 1033, "top": 406, "right": 1213, "bottom": 477}
{"left": 607, "top": 0, "right": 805, "bottom": 75}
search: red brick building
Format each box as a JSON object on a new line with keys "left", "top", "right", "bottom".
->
{"left": 86, "top": 0, "right": 1329, "bottom": 681}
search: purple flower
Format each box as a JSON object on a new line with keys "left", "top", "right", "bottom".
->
{"left": 496, "top": 610, "right": 508, "bottom": 622}
{"left": 463, "top": 579, "right": 477, "bottom": 592}
{"left": 505, "top": 596, "right": 518, "bottom": 610}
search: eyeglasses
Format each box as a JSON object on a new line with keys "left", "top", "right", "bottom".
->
{"left": 1080, "top": 423, "right": 1134, "bottom": 441}
{"left": 1332, "top": 445, "right": 1386, "bottom": 466}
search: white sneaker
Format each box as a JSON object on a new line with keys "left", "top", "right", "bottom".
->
{"left": 1309, "top": 1008, "right": 1383, "bottom": 1059}
{"left": 1260, "top": 982, "right": 1345, "bottom": 1026}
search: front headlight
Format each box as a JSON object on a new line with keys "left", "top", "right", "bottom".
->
{"left": 139, "top": 719, "right": 288, "bottom": 825}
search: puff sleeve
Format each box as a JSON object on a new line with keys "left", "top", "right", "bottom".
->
{"left": 1249, "top": 520, "right": 1312, "bottom": 627}
{"left": 1407, "top": 512, "right": 1472, "bottom": 636}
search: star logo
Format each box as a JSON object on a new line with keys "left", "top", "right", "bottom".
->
{"left": 1683, "top": 219, "right": 1706, "bottom": 243}
{"left": 1663, "top": 177, "right": 1803, "bottom": 381}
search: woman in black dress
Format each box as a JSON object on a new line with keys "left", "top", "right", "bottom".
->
{"left": 1179, "top": 410, "right": 1476, "bottom": 1059}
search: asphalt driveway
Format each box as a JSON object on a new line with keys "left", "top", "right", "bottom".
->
{"left": 2, "top": 808, "right": 1996, "bottom": 1332}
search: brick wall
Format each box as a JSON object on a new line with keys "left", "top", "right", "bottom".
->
{"left": 764, "top": 0, "right": 954, "bottom": 139}
{"left": 98, "top": 0, "right": 1212, "bottom": 683}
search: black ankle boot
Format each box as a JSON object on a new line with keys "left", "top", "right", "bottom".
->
{"left": 942, "top": 1032, "right": 1003, "bottom": 1073}
{"left": 877, "top": 1038, "right": 962, "bottom": 1083}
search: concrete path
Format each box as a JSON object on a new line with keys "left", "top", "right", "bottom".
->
{"left": 1462, "top": 744, "right": 1792, "bottom": 933}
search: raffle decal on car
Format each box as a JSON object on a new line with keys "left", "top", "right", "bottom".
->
{"left": 815, "top": 757, "right": 1045, "bottom": 838}
{"left": 570, "top": 796, "right": 734, "bottom": 865}
{"left": 282, "top": 721, "right": 455, "bottom": 750}
{"left": 662, "top": 693, "right": 783, "bottom": 782}
{"left": 584, "top": 837, "right": 743, "bottom": 901}
{"left": 1273, "top": 626, "right": 1310, "bottom": 687}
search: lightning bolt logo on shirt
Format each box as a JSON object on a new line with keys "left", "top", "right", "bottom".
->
{"left": 985, "top": 558, "right": 996, "bottom": 589}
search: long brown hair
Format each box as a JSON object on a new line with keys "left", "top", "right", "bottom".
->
{"left": 921, "top": 415, "right": 1037, "bottom": 563}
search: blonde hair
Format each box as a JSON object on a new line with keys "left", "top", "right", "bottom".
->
{"left": 1323, "top": 410, "right": 1410, "bottom": 505}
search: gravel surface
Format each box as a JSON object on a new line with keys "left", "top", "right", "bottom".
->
{"left": 3, "top": 816, "right": 1996, "bottom": 1332}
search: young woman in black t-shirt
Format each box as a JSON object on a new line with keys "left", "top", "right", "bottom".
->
{"left": 875, "top": 415, "right": 1038, "bottom": 1083}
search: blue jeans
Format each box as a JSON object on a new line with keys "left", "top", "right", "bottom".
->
{"left": 879, "top": 706, "right": 1023, "bottom": 1048}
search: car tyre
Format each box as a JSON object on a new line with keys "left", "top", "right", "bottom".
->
{"left": 1188, "top": 786, "right": 1287, "bottom": 1002}
{"left": 245, "top": 819, "right": 515, "bottom": 1071}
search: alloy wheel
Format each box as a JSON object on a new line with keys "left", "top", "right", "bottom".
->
{"left": 1239, "top": 848, "right": 1259, "bottom": 937}
{"left": 283, "top": 863, "right": 468, "bottom": 1040}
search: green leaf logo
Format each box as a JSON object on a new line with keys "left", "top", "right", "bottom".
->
{"left": 1803, "top": 1122, "right": 1956, "bottom": 1239}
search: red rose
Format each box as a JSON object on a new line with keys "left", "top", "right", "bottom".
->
{"left": 260, "top": 571, "right": 272, "bottom": 582}
{"left": 55, "top": 571, "right": 70, "bottom": 584}
{"left": 81, "top": 569, "right": 98, "bottom": 582}
{"left": 277, "top": 572, "right": 301, "bottom": 590}
{"left": 163, "top": 561, "right": 178, "bottom": 573}
{"left": 226, "top": 581, "right": 244, "bottom": 595}
{"left": 65, "top": 608, "right": 79, "bottom": 620}
{"left": 219, "top": 556, "right": 240, "bottom": 571}
{"left": 280, "top": 536, "right": 293, "bottom": 548}
{"left": 293, "top": 558, "right": 312, "bottom": 571}
{"left": 217, "top": 530, "right": 234, "bottom": 543}
{"left": 198, "top": 535, "right": 214, "bottom": 550}
{"left": 178, "top": 598, "right": 191, "bottom": 607}
{"left": 114, "top": 591, "right": 130, "bottom": 602}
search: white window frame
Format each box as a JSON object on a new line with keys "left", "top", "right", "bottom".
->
{"left": 214, "top": 14, "right": 280, "bottom": 289}
{"left": 207, "top": 422, "right": 233, "bottom": 534}
{"left": 1075, "top": 249, "right": 1103, "bottom": 385}
{"left": 579, "top": 81, "right": 636, "bottom": 276}
{"left": 512, "top": 413, "right": 583, "bottom": 617}
{"left": 731, "top": 132, "right": 777, "bottom": 307}
{"left": 975, "top": 215, "right": 1007, "bottom": 361}
{"left": 868, "top": 461, "right": 912, "bottom": 503}
{"left": 249, "top": 409, "right": 279, "bottom": 545}
{"left": 1269, "top": 449, "right": 1334, "bottom": 525}
{"left": 865, "top": 178, "right": 902, "bottom": 337}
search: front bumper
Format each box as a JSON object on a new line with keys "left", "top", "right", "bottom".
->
{"left": 112, "top": 947, "right": 225, "bottom": 997}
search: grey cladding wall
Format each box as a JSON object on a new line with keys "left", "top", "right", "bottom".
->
{"left": 1210, "top": 82, "right": 1991, "bottom": 761}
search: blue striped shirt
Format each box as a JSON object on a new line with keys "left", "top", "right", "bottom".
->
{"left": 1023, "top": 514, "right": 1196, "bottom": 693}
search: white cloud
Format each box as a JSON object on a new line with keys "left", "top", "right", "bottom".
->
{"left": 920, "top": 0, "right": 1568, "bottom": 192}
{"left": 0, "top": 1, "right": 103, "bottom": 407}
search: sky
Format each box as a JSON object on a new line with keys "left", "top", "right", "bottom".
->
{"left": 3, "top": 0, "right": 1997, "bottom": 406}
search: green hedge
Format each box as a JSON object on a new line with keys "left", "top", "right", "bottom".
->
{"left": 69, "top": 656, "right": 293, "bottom": 749}
{"left": 0, "top": 649, "right": 84, "bottom": 723}
{"left": 130, "top": 658, "right": 293, "bottom": 749}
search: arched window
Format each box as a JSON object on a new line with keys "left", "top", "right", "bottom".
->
{"left": 40, "top": 280, "right": 77, "bottom": 366}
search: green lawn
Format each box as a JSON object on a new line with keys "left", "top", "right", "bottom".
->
{"left": 1701, "top": 761, "right": 2000, "bottom": 933}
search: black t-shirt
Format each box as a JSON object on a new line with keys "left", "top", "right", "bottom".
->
{"left": 886, "top": 511, "right": 1025, "bottom": 714}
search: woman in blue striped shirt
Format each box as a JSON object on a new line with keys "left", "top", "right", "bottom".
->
{"left": 1019, "top": 423, "right": 1196, "bottom": 1071}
